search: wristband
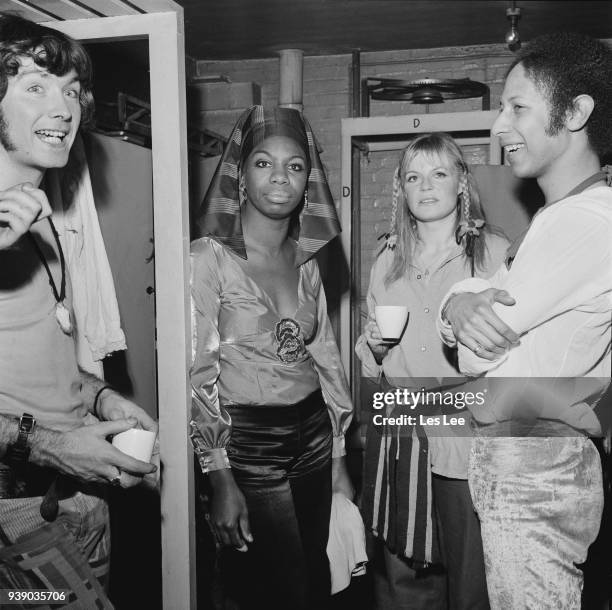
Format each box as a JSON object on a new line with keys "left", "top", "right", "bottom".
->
{"left": 5, "top": 413, "right": 36, "bottom": 469}
{"left": 93, "top": 385, "right": 113, "bottom": 419}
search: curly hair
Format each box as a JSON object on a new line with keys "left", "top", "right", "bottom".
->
{"left": 510, "top": 32, "right": 612, "bottom": 159}
{"left": 383, "top": 132, "right": 502, "bottom": 287}
{"left": 0, "top": 13, "right": 94, "bottom": 129}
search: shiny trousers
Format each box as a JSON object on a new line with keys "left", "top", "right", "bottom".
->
{"left": 469, "top": 436, "right": 603, "bottom": 610}
{"left": 220, "top": 390, "right": 333, "bottom": 610}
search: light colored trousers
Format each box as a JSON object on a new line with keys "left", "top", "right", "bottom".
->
{"left": 469, "top": 436, "right": 603, "bottom": 610}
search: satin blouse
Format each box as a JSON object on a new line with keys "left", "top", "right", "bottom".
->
{"left": 190, "top": 237, "right": 353, "bottom": 473}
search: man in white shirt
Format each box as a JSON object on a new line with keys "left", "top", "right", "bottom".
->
{"left": 437, "top": 32, "right": 611, "bottom": 609}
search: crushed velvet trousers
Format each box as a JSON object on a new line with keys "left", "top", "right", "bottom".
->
{"left": 468, "top": 436, "right": 603, "bottom": 610}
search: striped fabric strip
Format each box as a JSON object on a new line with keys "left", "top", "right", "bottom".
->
{"left": 425, "top": 445, "right": 433, "bottom": 562}
{"left": 303, "top": 202, "right": 338, "bottom": 218}
{"left": 371, "top": 433, "right": 386, "bottom": 537}
{"left": 361, "top": 400, "right": 440, "bottom": 568}
{"left": 297, "top": 237, "right": 328, "bottom": 251}
{"left": 404, "top": 430, "right": 419, "bottom": 558}
{"left": 208, "top": 199, "right": 240, "bottom": 213}
{"left": 308, "top": 168, "right": 326, "bottom": 182}
{"left": 219, "top": 162, "right": 238, "bottom": 178}
{"left": 382, "top": 432, "right": 392, "bottom": 541}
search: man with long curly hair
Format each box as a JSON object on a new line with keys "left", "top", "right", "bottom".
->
{"left": 0, "top": 13, "right": 157, "bottom": 607}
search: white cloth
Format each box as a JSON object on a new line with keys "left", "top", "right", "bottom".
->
{"left": 437, "top": 186, "right": 612, "bottom": 434}
{"left": 326, "top": 493, "right": 368, "bottom": 595}
{"left": 48, "top": 136, "right": 126, "bottom": 375}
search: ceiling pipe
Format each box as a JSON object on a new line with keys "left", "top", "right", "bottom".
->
{"left": 278, "top": 49, "right": 304, "bottom": 111}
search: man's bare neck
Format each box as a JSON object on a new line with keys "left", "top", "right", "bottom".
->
{"left": 538, "top": 160, "right": 602, "bottom": 203}
{"left": 0, "top": 158, "right": 44, "bottom": 191}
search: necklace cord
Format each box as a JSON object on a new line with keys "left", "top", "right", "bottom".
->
{"left": 26, "top": 217, "right": 66, "bottom": 304}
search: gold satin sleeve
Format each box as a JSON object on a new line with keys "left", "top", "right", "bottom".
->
{"left": 304, "top": 260, "right": 354, "bottom": 457}
{"left": 189, "top": 240, "right": 231, "bottom": 473}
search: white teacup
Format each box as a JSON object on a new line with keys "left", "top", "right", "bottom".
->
{"left": 112, "top": 428, "right": 157, "bottom": 487}
{"left": 375, "top": 305, "right": 409, "bottom": 341}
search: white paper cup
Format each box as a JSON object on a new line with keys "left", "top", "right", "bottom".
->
{"left": 112, "top": 428, "right": 157, "bottom": 487}
{"left": 375, "top": 305, "right": 409, "bottom": 341}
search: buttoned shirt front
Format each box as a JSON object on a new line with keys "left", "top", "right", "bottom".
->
{"left": 356, "top": 232, "right": 509, "bottom": 478}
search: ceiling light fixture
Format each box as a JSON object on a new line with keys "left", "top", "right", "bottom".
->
{"left": 505, "top": 1, "right": 521, "bottom": 52}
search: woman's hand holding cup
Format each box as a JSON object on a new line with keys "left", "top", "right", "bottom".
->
{"left": 364, "top": 314, "right": 393, "bottom": 363}
{"left": 364, "top": 314, "right": 388, "bottom": 348}
{"left": 365, "top": 306, "right": 409, "bottom": 363}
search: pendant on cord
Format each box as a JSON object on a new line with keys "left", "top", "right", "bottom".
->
{"left": 27, "top": 219, "right": 73, "bottom": 336}
{"left": 55, "top": 301, "right": 73, "bottom": 335}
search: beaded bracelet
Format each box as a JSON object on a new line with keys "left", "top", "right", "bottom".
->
{"left": 93, "top": 385, "right": 113, "bottom": 419}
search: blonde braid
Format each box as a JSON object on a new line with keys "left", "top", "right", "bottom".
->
{"left": 386, "top": 168, "right": 401, "bottom": 250}
{"left": 461, "top": 175, "right": 470, "bottom": 223}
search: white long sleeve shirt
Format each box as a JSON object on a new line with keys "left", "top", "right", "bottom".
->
{"left": 438, "top": 187, "right": 612, "bottom": 435}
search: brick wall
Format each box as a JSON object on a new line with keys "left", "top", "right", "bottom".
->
{"left": 192, "top": 42, "right": 519, "bottom": 310}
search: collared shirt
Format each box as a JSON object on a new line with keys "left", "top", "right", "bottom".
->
{"left": 438, "top": 187, "right": 612, "bottom": 435}
{"left": 356, "top": 233, "right": 509, "bottom": 478}
{"left": 190, "top": 237, "right": 353, "bottom": 473}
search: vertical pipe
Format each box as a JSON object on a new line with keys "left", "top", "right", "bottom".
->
{"left": 349, "top": 51, "right": 362, "bottom": 416}
{"left": 350, "top": 50, "right": 361, "bottom": 118}
{"left": 482, "top": 84, "right": 491, "bottom": 111}
{"left": 361, "top": 79, "right": 370, "bottom": 118}
{"left": 278, "top": 49, "right": 304, "bottom": 111}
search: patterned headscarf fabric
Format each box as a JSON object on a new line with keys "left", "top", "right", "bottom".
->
{"left": 195, "top": 105, "right": 341, "bottom": 266}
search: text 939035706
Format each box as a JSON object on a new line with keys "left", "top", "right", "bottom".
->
{"left": 0, "top": 590, "right": 69, "bottom": 605}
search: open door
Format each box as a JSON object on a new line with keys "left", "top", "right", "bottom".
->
{"left": 42, "top": 9, "right": 194, "bottom": 609}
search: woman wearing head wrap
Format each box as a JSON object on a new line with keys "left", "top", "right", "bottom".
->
{"left": 190, "top": 106, "right": 353, "bottom": 609}
{"left": 355, "top": 133, "right": 509, "bottom": 609}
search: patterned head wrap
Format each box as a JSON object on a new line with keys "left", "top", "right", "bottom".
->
{"left": 195, "top": 105, "right": 341, "bottom": 266}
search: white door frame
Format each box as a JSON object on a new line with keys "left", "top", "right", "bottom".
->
{"left": 49, "top": 12, "right": 194, "bottom": 610}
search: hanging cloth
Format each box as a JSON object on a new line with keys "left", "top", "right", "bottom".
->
{"left": 47, "top": 136, "right": 126, "bottom": 375}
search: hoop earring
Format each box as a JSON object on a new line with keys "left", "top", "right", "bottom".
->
{"left": 239, "top": 178, "right": 247, "bottom": 206}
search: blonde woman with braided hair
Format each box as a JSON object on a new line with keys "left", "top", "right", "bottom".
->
{"left": 356, "top": 132, "right": 508, "bottom": 610}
